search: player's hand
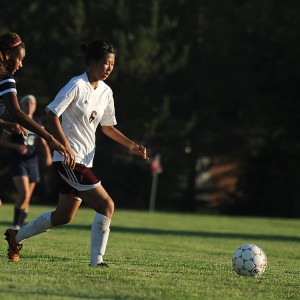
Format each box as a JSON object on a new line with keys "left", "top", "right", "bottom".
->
{"left": 63, "top": 146, "right": 76, "bottom": 169}
{"left": 3, "top": 122, "right": 27, "bottom": 138}
{"left": 48, "top": 137, "right": 76, "bottom": 168}
{"left": 17, "top": 145, "right": 28, "bottom": 155}
{"left": 129, "top": 144, "right": 149, "bottom": 160}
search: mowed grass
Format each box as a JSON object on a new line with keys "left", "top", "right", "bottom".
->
{"left": 0, "top": 204, "right": 299, "bottom": 300}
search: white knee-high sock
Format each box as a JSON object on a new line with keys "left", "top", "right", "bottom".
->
{"left": 90, "top": 213, "right": 111, "bottom": 266}
{"left": 15, "top": 211, "right": 53, "bottom": 244}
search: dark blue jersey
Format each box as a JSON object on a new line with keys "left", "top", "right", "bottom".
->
{"left": 0, "top": 72, "right": 17, "bottom": 116}
{"left": 10, "top": 124, "right": 40, "bottom": 161}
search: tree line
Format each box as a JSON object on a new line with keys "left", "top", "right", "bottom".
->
{"left": 0, "top": 0, "right": 299, "bottom": 217}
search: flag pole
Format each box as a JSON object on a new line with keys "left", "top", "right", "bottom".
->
{"left": 149, "top": 154, "right": 162, "bottom": 212}
{"left": 149, "top": 171, "right": 159, "bottom": 212}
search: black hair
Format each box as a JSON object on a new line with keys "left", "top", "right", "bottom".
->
{"left": 0, "top": 32, "right": 25, "bottom": 76}
{"left": 80, "top": 40, "right": 116, "bottom": 64}
{"left": 0, "top": 32, "right": 25, "bottom": 54}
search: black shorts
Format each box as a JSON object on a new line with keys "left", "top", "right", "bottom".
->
{"left": 11, "top": 159, "right": 40, "bottom": 183}
{"left": 53, "top": 161, "right": 100, "bottom": 197}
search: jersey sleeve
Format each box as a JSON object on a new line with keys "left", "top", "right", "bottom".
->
{"left": 0, "top": 73, "right": 17, "bottom": 97}
{"left": 100, "top": 92, "right": 117, "bottom": 126}
{"left": 0, "top": 73, "right": 17, "bottom": 115}
{"left": 45, "top": 80, "right": 78, "bottom": 117}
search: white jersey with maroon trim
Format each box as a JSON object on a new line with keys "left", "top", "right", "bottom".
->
{"left": 46, "top": 72, "right": 117, "bottom": 167}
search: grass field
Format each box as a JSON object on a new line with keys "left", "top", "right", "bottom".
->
{"left": 0, "top": 204, "right": 299, "bottom": 300}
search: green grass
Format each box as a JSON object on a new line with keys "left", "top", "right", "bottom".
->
{"left": 0, "top": 204, "right": 299, "bottom": 300}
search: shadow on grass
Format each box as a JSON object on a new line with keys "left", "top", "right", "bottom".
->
{"left": 1, "top": 221, "right": 298, "bottom": 243}
{"left": 111, "top": 226, "right": 300, "bottom": 243}
{"left": 65, "top": 222, "right": 300, "bottom": 243}
{"left": 0, "top": 221, "right": 13, "bottom": 228}
{"left": 0, "top": 289, "right": 109, "bottom": 300}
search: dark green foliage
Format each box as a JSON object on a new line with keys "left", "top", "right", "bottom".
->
{"left": 0, "top": 0, "right": 299, "bottom": 216}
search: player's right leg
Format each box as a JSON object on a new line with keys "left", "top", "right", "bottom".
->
{"left": 50, "top": 193, "right": 82, "bottom": 227}
{"left": 4, "top": 229, "right": 23, "bottom": 262}
{"left": 4, "top": 194, "right": 81, "bottom": 262}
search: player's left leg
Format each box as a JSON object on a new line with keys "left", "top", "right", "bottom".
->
{"left": 17, "top": 180, "right": 35, "bottom": 228}
{"left": 17, "top": 159, "right": 41, "bottom": 227}
{"left": 19, "top": 181, "right": 36, "bottom": 226}
{"left": 79, "top": 185, "right": 114, "bottom": 267}
{"left": 12, "top": 175, "right": 32, "bottom": 229}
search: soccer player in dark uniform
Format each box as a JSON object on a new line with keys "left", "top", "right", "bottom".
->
{"left": 0, "top": 95, "right": 52, "bottom": 229}
{"left": 0, "top": 32, "right": 74, "bottom": 164}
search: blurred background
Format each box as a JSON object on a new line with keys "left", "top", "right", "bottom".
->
{"left": 0, "top": 0, "right": 299, "bottom": 217}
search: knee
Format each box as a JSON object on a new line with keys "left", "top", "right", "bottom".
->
{"left": 62, "top": 215, "right": 74, "bottom": 225}
{"left": 107, "top": 197, "right": 115, "bottom": 216}
{"left": 51, "top": 213, "right": 74, "bottom": 227}
{"left": 103, "top": 196, "right": 114, "bottom": 218}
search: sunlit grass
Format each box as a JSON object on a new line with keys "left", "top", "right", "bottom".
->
{"left": 0, "top": 204, "right": 299, "bottom": 299}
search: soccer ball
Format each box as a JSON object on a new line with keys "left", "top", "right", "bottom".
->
{"left": 232, "top": 243, "right": 267, "bottom": 276}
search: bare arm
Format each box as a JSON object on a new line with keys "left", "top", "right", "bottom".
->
{"left": 101, "top": 125, "right": 148, "bottom": 160}
{"left": 0, "top": 119, "right": 27, "bottom": 137}
{"left": 0, "top": 130, "right": 27, "bottom": 154}
{"left": 3, "top": 92, "right": 54, "bottom": 141}
{"left": 2, "top": 92, "right": 71, "bottom": 161}
{"left": 46, "top": 111, "right": 76, "bottom": 168}
{"left": 40, "top": 138, "right": 53, "bottom": 166}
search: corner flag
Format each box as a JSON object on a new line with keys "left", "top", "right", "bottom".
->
{"left": 151, "top": 154, "right": 163, "bottom": 174}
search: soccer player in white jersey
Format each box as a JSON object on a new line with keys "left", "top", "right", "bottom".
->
{"left": 5, "top": 39, "right": 148, "bottom": 266}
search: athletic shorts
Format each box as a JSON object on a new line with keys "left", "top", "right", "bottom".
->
{"left": 52, "top": 161, "right": 101, "bottom": 197}
{"left": 10, "top": 159, "right": 40, "bottom": 183}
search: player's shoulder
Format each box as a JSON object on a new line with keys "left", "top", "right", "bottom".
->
{"left": 60, "top": 73, "right": 87, "bottom": 95}
{"left": 67, "top": 73, "right": 87, "bottom": 86}
{"left": 99, "top": 80, "right": 113, "bottom": 94}
{"left": 0, "top": 72, "right": 16, "bottom": 97}
{"left": 0, "top": 71, "right": 15, "bottom": 82}
{"left": 69, "top": 73, "right": 96, "bottom": 92}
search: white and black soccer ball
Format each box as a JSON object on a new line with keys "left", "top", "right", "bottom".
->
{"left": 232, "top": 243, "right": 267, "bottom": 276}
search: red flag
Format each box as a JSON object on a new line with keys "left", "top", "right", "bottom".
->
{"left": 151, "top": 154, "right": 163, "bottom": 174}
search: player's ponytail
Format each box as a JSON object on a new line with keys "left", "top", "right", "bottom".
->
{"left": 81, "top": 40, "right": 116, "bottom": 65}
